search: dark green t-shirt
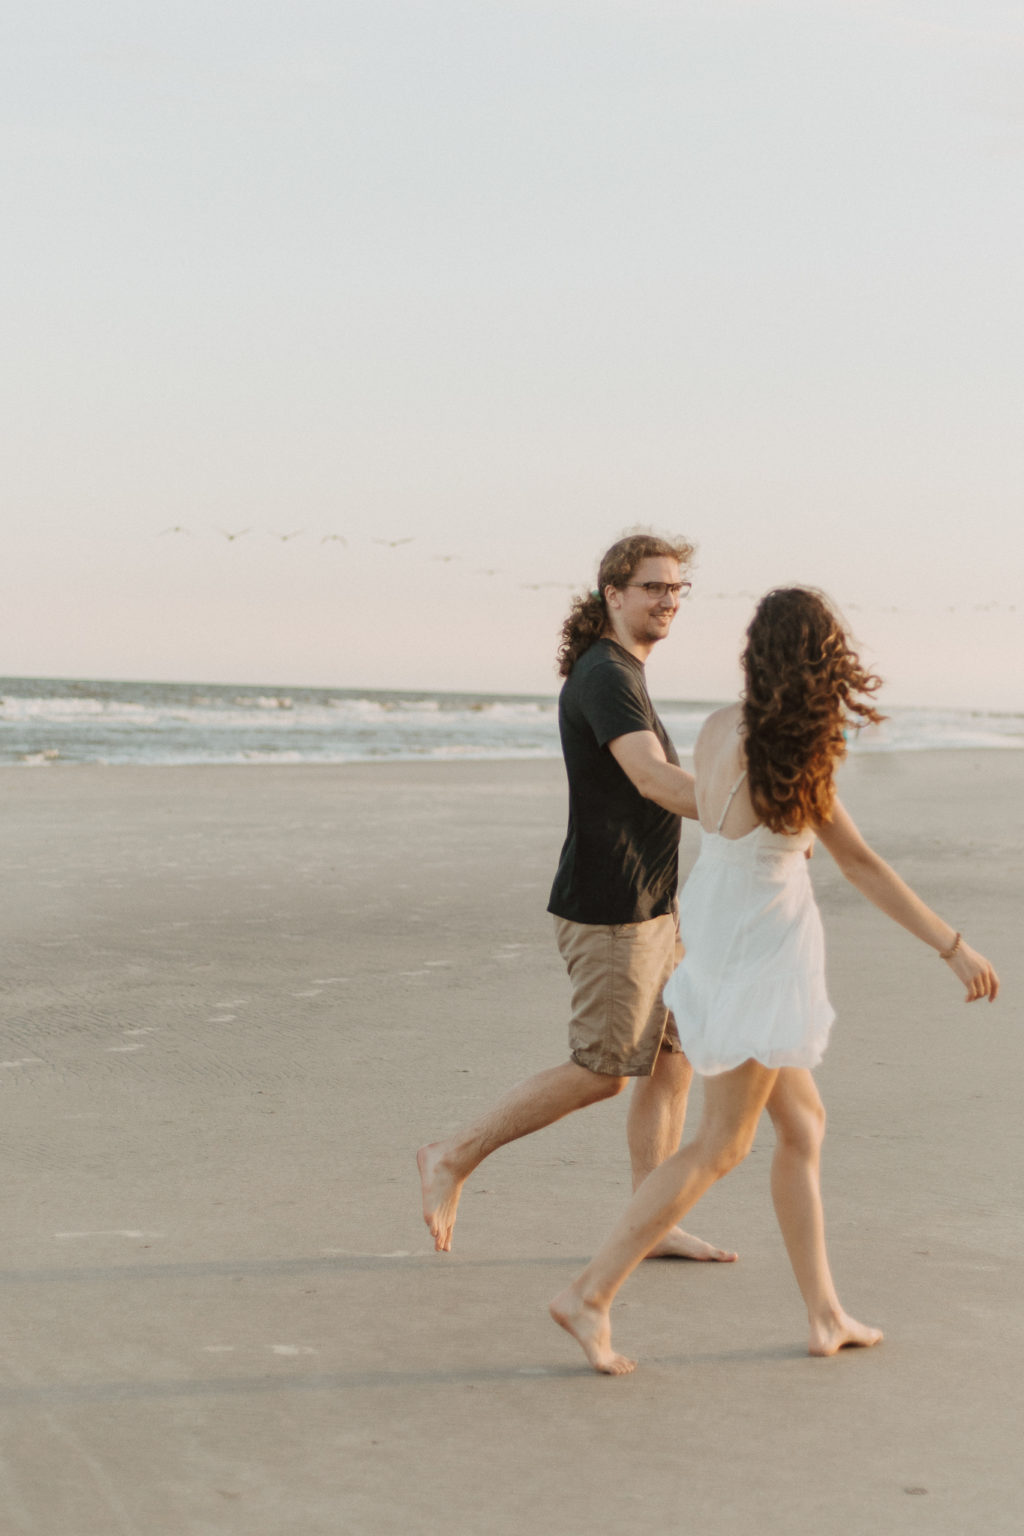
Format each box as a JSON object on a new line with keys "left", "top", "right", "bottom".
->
{"left": 547, "top": 639, "right": 682, "bottom": 925}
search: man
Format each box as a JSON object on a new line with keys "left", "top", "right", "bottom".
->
{"left": 418, "top": 531, "right": 735, "bottom": 1262}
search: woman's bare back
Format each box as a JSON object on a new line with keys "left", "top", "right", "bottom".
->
{"left": 693, "top": 704, "right": 761, "bottom": 840}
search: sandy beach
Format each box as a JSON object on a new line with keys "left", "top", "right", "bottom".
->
{"left": 2, "top": 751, "right": 1021, "bottom": 1535}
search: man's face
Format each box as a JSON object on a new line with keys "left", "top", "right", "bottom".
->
{"left": 608, "top": 556, "right": 684, "bottom": 647}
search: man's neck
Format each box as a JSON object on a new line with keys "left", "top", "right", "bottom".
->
{"left": 603, "top": 625, "right": 654, "bottom": 665}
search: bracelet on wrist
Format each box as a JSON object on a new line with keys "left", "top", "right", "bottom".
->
{"left": 939, "top": 931, "right": 962, "bottom": 960}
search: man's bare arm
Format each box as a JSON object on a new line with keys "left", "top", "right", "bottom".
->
{"left": 608, "top": 730, "right": 698, "bottom": 819}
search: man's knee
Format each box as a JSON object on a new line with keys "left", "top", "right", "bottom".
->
{"left": 651, "top": 1046, "right": 693, "bottom": 1092}
{"left": 578, "top": 1067, "right": 628, "bottom": 1103}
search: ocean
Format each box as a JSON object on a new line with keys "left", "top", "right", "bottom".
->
{"left": 1, "top": 677, "right": 1021, "bottom": 768}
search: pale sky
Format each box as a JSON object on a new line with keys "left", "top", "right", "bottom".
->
{"left": 4, "top": 1, "right": 1022, "bottom": 707}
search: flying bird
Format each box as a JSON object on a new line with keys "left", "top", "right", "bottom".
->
{"left": 219, "top": 528, "right": 251, "bottom": 541}
{"left": 321, "top": 534, "right": 348, "bottom": 545}
{"left": 373, "top": 537, "right": 415, "bottom": 548}
{"left": 270, "top": 530, "right": 304, "bottom": 542}
{"left": 158, "top": 525, "right": 190, "bottom": 535}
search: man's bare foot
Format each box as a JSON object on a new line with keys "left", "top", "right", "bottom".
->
{"left": 417, "top": 1143, "right": 465, "bottom": 1253}
{"left": 808, "top": 1310, "right": 884, "bottom": 1357}
{"left": 549, "top": 1286, "right": 636, "bottom": 1375}
{"left": 645, "top": 1225, "right": 738, "bottom": 1262}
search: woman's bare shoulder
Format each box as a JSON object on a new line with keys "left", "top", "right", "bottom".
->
{"left": 694, "top": 702, "right": 743, "bottom": 765}
{"left": 698, "top": 702, "right": 743, "bottom": 741}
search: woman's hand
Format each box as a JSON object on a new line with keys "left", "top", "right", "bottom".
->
{"left": 817, "top": 803, "right": 1001, "bottom": 1006}
{"left": 947, "top": 942, "right": 1000, "bottom": 1003}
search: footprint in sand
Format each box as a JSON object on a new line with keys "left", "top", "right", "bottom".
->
{"left": 321, "top": 1249, "right": 416, "bottom": 1259}
{"left": 55, "top": 1230, "right": 163, "bottom": 1241}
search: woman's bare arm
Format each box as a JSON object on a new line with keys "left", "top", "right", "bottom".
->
{"left": 816, "top": 798, "right": 1000, "bottom": 1003}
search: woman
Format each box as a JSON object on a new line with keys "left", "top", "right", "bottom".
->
{"left": 550, "top": 587, "right": 1000, "bottom": 1374}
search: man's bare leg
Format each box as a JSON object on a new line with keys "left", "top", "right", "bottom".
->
{"left": 552, "top": 1062, "right": 777, "bottom": 1372}
{"left": 418, "top": 1060, "right": 624, "bottom": 1252}
{"left": 765, "top": 1069, "right": 883, "bottom": 1357}
{"left": 628, "top": 1047, "right": 738, "bottom": 1262}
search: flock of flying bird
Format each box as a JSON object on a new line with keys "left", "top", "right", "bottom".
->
{"left": 156, "top": 527, "right": 575, "bottom": 590}
{"left": 161, "top": 525, "right": 395, "bottom": 545}
{"left": 155, "top": 527, "right": 1017, "bottom": 613}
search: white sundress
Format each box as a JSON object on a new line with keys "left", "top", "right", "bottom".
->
{"left": 663, "top": 771, "right": 835, "bottom": 1077}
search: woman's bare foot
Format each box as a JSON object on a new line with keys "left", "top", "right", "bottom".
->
{"left": 417, "top": 1143, "right": 464, "bottom": 1252}
{"left": 808, "top": 1309, "right": 884, "bottom": 1357}
{"left": 645, "top": 1226, "right": 738, "bottom": 1262}
{"left": 549, "top": 1286, "right": 636, "bottom": 1375}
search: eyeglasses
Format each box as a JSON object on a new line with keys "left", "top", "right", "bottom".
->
{"left": 626, "top": 581, "right": 692, "bottom": 602}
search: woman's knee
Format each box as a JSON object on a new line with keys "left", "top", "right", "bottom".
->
{"left": 697, "top": 1126, "right": 757, "bottom": 1181}
{"left": 774, "top": 1096, "right": 826, "bottom": 1156}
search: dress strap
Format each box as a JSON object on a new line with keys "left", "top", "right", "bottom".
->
{"left": 715, "top": 769, "right": 748, "bottom": 833}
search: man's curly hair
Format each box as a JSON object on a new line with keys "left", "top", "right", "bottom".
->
{"left": 742, "top": 587, "right": 884, "bottom": 832}
{"left": 556, "top": 530, "right": 696, "bottom": 678}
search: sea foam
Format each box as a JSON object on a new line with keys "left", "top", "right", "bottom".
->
{"left": 1, "top": 678, "right": 1021, "bottom": 766}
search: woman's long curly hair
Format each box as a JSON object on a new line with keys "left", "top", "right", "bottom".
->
{"left": 742, "top": 587, "right": 884, "bottom": 832}
{"left": 556, "top": 531, "right": 696, "bottom": 677}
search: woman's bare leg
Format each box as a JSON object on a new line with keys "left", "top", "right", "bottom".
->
{"left": 766, "top": 1069, "right": 883, "bottom": 1356}
{"left": 629, "top": 1048, "right": 738, "bottom": 1261}
{"left": 550, "top": 1060, "right": 778, "bottom": 1373}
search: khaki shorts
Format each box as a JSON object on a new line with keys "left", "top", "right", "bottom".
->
{"left": 553, "top": 911, "right": 684, "bottom": 1077}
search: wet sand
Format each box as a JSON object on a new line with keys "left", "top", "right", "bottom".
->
{"left": 2, "top": 753, "right": 1021, "bottom": 1534}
